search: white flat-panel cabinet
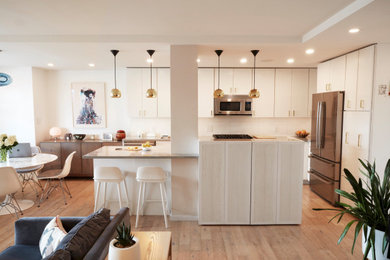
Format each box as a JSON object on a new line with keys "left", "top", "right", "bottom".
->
{"left": 357, "top": 45, "right": 375, "bottom": 111}
{"left": 218, "top": 69, "right": 234, "bottom": 94}
{"left": 341, "top": 111, "right": 371, "bottom": 204}
{"left": 277, "top": 142, "right": 303, "bottom": 224}
{"left": 233, "top": 69, "right": 252, "bottom": 95}
{"left": 225, "top": 142, "right": 252, "bottom": 224}
{"left": 274, "top": 69, "right": 292, "bottom": 117}
{"left": 142, "top": 69, "right": 158, "bottom": 118}
{"left": 157, "top": 68, "right": 170, "bottom": 117}
{"left": 199, "top": 142, "right": 225, "bottom": 224}
{"left": 317, "top": 56, "right": 346, "bottom": 92}
{"left": 308, "top": 69, "right": 317, "bottom": 116}
{"left": 127, "top": 69, "right": 144, "bottom": 118}
{"left": 252, "top": 69, "right": 275, "bottom": 117}
{"left": 251, "top": 142, "right": 278, "bottom": 224}
{"left": 344, "top": 52, "right": 359, "bottom": 110}
{"left": 198, "top": 69, "right": 215, "bottom": 118}
{"left": 291, "top": 69, "right": 309, "bottom": 117}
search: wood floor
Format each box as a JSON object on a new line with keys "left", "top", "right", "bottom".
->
{"left": 0, "top": 179, "right": 363, "bottom": 259}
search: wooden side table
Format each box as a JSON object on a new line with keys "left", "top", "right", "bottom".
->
{"left": 134, "top": 231, "right": 172, "bottom": 260}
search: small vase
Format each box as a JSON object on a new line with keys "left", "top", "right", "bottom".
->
{"left": 0, "top": 149, "right": 7, "bottom": 162}
{"left": 108, "top": 238, "right": 140, "bottom": 260}
{"left": 362, "top": 226, "right": 389, "bottom": 260}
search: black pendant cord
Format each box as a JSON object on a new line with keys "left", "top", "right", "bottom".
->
{"left": 215, "top": 50, "right": 223, "bottom": 91}
{"left": 114, "top": 55, "right": 117, "bottom": 90}
{"left": 150, "top": 57, "right": 152, "bottom": 90}
{"left": 251, "top": 50, "right": 259, "bottom": 90}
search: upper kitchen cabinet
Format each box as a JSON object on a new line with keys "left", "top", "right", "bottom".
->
{"left": 252, "top": 69, "right": 275, "bottom": 117}
{"left": 291, "top": 69, "right": 309, "bottom": 117}
{"left": 274, "top": 69, "right": 292, "bottom": 117}
{"left": 344, "top": 51, "right": 359, "bottom": 110}
{"left": 126, "top": 68, "right": 170, "bottom": 118}
{"left": 308, "top": 69, "right": 317, "bottom": 116}
{"left": 157, "top": 68, "right": 171, "bottom": 117}
{"left": 233, "top": 69, "right": 252, "bottom": 95}
{"left": 198, "top": 69, "right": 215, "bottom": 118}
{"left": 317, "top": 56, "right": 346, "bottom": 92}
{"left": 275, "top": 69, "right": 310, "bottom": 117}
{"left": 356, "top": 45, "right": 375, "bottom": 111}
{"left": 217, "top": 69, "right": 234, "bottom": 94}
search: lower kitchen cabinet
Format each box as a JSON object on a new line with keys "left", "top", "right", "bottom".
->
{"left": 60, "top": 142, "right": 82, "bottom": 177}
{"left": 81, "top": 142, "right": 102, "bottom": 177}
{"left": 40, "top": 142, "right": 62, "bottom": 170}
{"left": 199, "top": 140, "right": 304, "bottom": 225}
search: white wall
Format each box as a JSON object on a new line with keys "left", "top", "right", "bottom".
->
{"left": 370, "top": 43, "right": 390, "bottom": 177}
{"left": 0, "top": 66, "right": 36, "bottom": 144}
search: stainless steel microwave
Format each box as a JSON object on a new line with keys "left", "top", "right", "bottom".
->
{"left": 214, "top": 95, "right": 252, "bottom": 116}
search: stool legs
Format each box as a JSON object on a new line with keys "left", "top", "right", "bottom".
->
{"left": 116, "top": 183, "right": 123, "bottom": 209}
{"left": 135, "top": 182, "right": 143, "bottom": 228}
{"left": 122, "top": 181, "right": 131, "bottom": 215}
{"left": 160, "top": 183, "right": 168, "bottom": 228}
{"left": 94, "top": 182, "right": 101, "bottom": 212}
{"left": 103, "top": 183, "right": 107, "bottom": 208}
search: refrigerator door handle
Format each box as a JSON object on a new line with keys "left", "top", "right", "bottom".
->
{"left": 319, "top": 101, "right": 326, "bottom": 148}
{"left": 308, "top": 170, "right": 334, "bottom": 185}
{"left": 316, "top": 102, "right": 321, "bottom": 149}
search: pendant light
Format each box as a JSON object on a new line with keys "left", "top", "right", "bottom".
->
{"left": 249, "top": 50, "right": 260, "bottom": 98}
{"left": 146, "top": 49, "right": 157, "bottom": 98}
{"left": 213, "top": 50, "right": 224, "bottom": 98}
{"left": 110, "top": 50, "right": 121, "bottom": 98}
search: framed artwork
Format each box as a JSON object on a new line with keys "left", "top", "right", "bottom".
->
{"left": 71, "top": 82, "right": 106, "bottom": 128}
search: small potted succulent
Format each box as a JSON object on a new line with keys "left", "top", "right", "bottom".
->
{"left": 108, "top": 222, "right": 140, "bottom": 260}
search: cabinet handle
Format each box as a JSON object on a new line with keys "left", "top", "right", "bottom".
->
{"left": 235, "top": 88, "right": 237, "bottom": 93}
{"left": 345, "top": 132, "right": 349, "bottom": 144}
{"left": 288, "top": 110, "right": 291, "bottom": 117}
{"left": 347, "top": 100, "right": 351, "bottom": 108}
{"left": 293, "top": 110, "right": 295, "bottom": 117}
{"left": 211, "top": 110, "right": 213, "bottom": 116}
{"left": 358, "top": 134, "right": 361, "bottom": 148}
{"left": 360, "top": 100, "right": 364, "bottom": 109}
{"left": 253, "top": 110, "right": 255, "bottom": 116}
{"left": 144, "top": 110, "right": 146, "bottom": 117}
{"left": 139, "top": 110, "right": 142, "bottom": 117}
{"left": 230, "top": 88, "right": 232, "bottom": 93}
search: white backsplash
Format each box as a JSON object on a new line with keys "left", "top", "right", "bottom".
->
{"left": 198, "top": 117, "right": 311, "bottom": 136}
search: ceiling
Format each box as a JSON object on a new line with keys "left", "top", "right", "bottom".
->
{"left": 0, "top": 0, "right": 389, "bottom": 69}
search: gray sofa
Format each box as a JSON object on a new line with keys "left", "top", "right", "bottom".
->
{"left": 0, "top": 207, "right": 130, "bottom": 260}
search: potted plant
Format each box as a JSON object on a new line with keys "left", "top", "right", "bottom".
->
{"left": 314, "top": 159, "right": 390, "bottom": 260}
{"left": 108, "top": 222, "right": 140, "bottom": 260}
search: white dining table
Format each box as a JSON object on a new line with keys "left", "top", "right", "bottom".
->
{"left": 0, "top": 153, "right": 58, "bottom": 216}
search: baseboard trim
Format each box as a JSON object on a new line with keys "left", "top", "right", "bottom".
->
{"left": 170, "top": 215, "right": 198, "bottom": 221}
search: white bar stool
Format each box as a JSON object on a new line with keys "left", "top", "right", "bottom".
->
{"left": 135, "top": 167, "right": 169, "bottom": 228}
{"left": 94, "top": 167, "right": 130, "bottom": 213}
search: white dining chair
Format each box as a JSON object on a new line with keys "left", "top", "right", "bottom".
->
{"left": 0, "top": 167, "right": 23, "bottom": 218}
{"left": 37, "top": 151, "right": 76, "bottom": 207}
{"left": 16, "top": 146, "right": 44, "bottom": 197}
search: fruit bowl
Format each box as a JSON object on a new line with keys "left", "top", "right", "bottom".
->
{"left": 295, "top": 130, "right": 309, "bottom": 138}
{"left": 73, "top": 134, "right": 86, "bottom": 140}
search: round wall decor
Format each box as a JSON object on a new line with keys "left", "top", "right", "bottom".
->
{"left": 0, "top": 73, "right": 12, "bottom": 87}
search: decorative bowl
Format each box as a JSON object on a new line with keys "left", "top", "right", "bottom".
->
{"left": 295, "top": 131, "right": 309, "bottom": 138}
{"left": 73, "top": 134, "right": 86, "bottom": 140}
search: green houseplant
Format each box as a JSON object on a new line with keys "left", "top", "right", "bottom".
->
{"left": 108, "top": 222, "right": 140, "bottom": 260}
{"left": 314, "top": 159, "right": 390, "bottom": 260}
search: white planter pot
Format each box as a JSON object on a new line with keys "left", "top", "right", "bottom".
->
{"left": 108, "top": 237, "right": 140, "bottom": 260}
{"left": 362, "top": 226, "right": 389, "bottom": 260}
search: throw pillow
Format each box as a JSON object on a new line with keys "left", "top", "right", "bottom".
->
{"left": 56, "top": 208, "right": 110, "bottom": 260}
{"left": 42, "top": 249, "right": 71, "bottom": 260}
{"left": 39, "top": 216, "right": 67, "bottom": 258}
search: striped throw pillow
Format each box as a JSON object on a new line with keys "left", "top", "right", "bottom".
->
{"left": 39, "top": 216, "right": 67, "bottom": 258}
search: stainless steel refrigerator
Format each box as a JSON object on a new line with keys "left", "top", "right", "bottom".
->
{"left": 309, "top": 91, "right": 344, "bottom": 205}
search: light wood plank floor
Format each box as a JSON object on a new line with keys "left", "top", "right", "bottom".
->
{"left": 0, "top": 179, "right": 363, "bottom": 259}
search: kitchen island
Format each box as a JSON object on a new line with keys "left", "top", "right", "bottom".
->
{"left": 84, "top": 141, "right": 198, "bottom": 216}
{"left": 199, "top": 136, "right": 304, "bottom": 225}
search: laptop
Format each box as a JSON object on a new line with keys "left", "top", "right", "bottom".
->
{"left": 9, "top": 143, "right": 32, "bottom": 158}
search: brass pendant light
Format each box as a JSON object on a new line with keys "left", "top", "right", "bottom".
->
{"left": 213, "top": 50, "right": 224, "bottom": 98}
{"left": 249, "top": 50, "right": 260, "bottom": 98}
{"left": 146, "top": 49, "right": 157, "bottom": 98}
{"left": 110, "top": 50, "right": 121, "bottom": 98}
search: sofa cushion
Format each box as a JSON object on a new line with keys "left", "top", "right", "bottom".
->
{"left": 42, "top": 249, "right": 71, "bottom": 260}
{"left": 56, "top": 208, "right": 110, "bottom": 260}
{"left": 39, "top": 216, "right": 67, "bottom": 258}
{"left": 0, "top": 245, "right": 41, "bottom": 260}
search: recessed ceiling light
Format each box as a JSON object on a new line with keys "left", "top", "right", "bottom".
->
{"left": 88, "top": 63, "right": 95, "bottom": 67}
{"left": 287, "top": 58, "right": 294, "bottom": 64}
{"left": 240, "top": 58, "right": 247, "bottom": 64}
{"left": 349, "top": 28, "right": 360, "bottom": 34}
{"left": 305, "top": 49, "right": 315, "bottom": 55}
{"left": 196, "top": 58, "right": 200, "bottom": 63}
{"left": 47, "top": 63, "right": 54, "bottom": 67}
{"left": 147, "top": 58, "right": 153, "bottom": 63}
